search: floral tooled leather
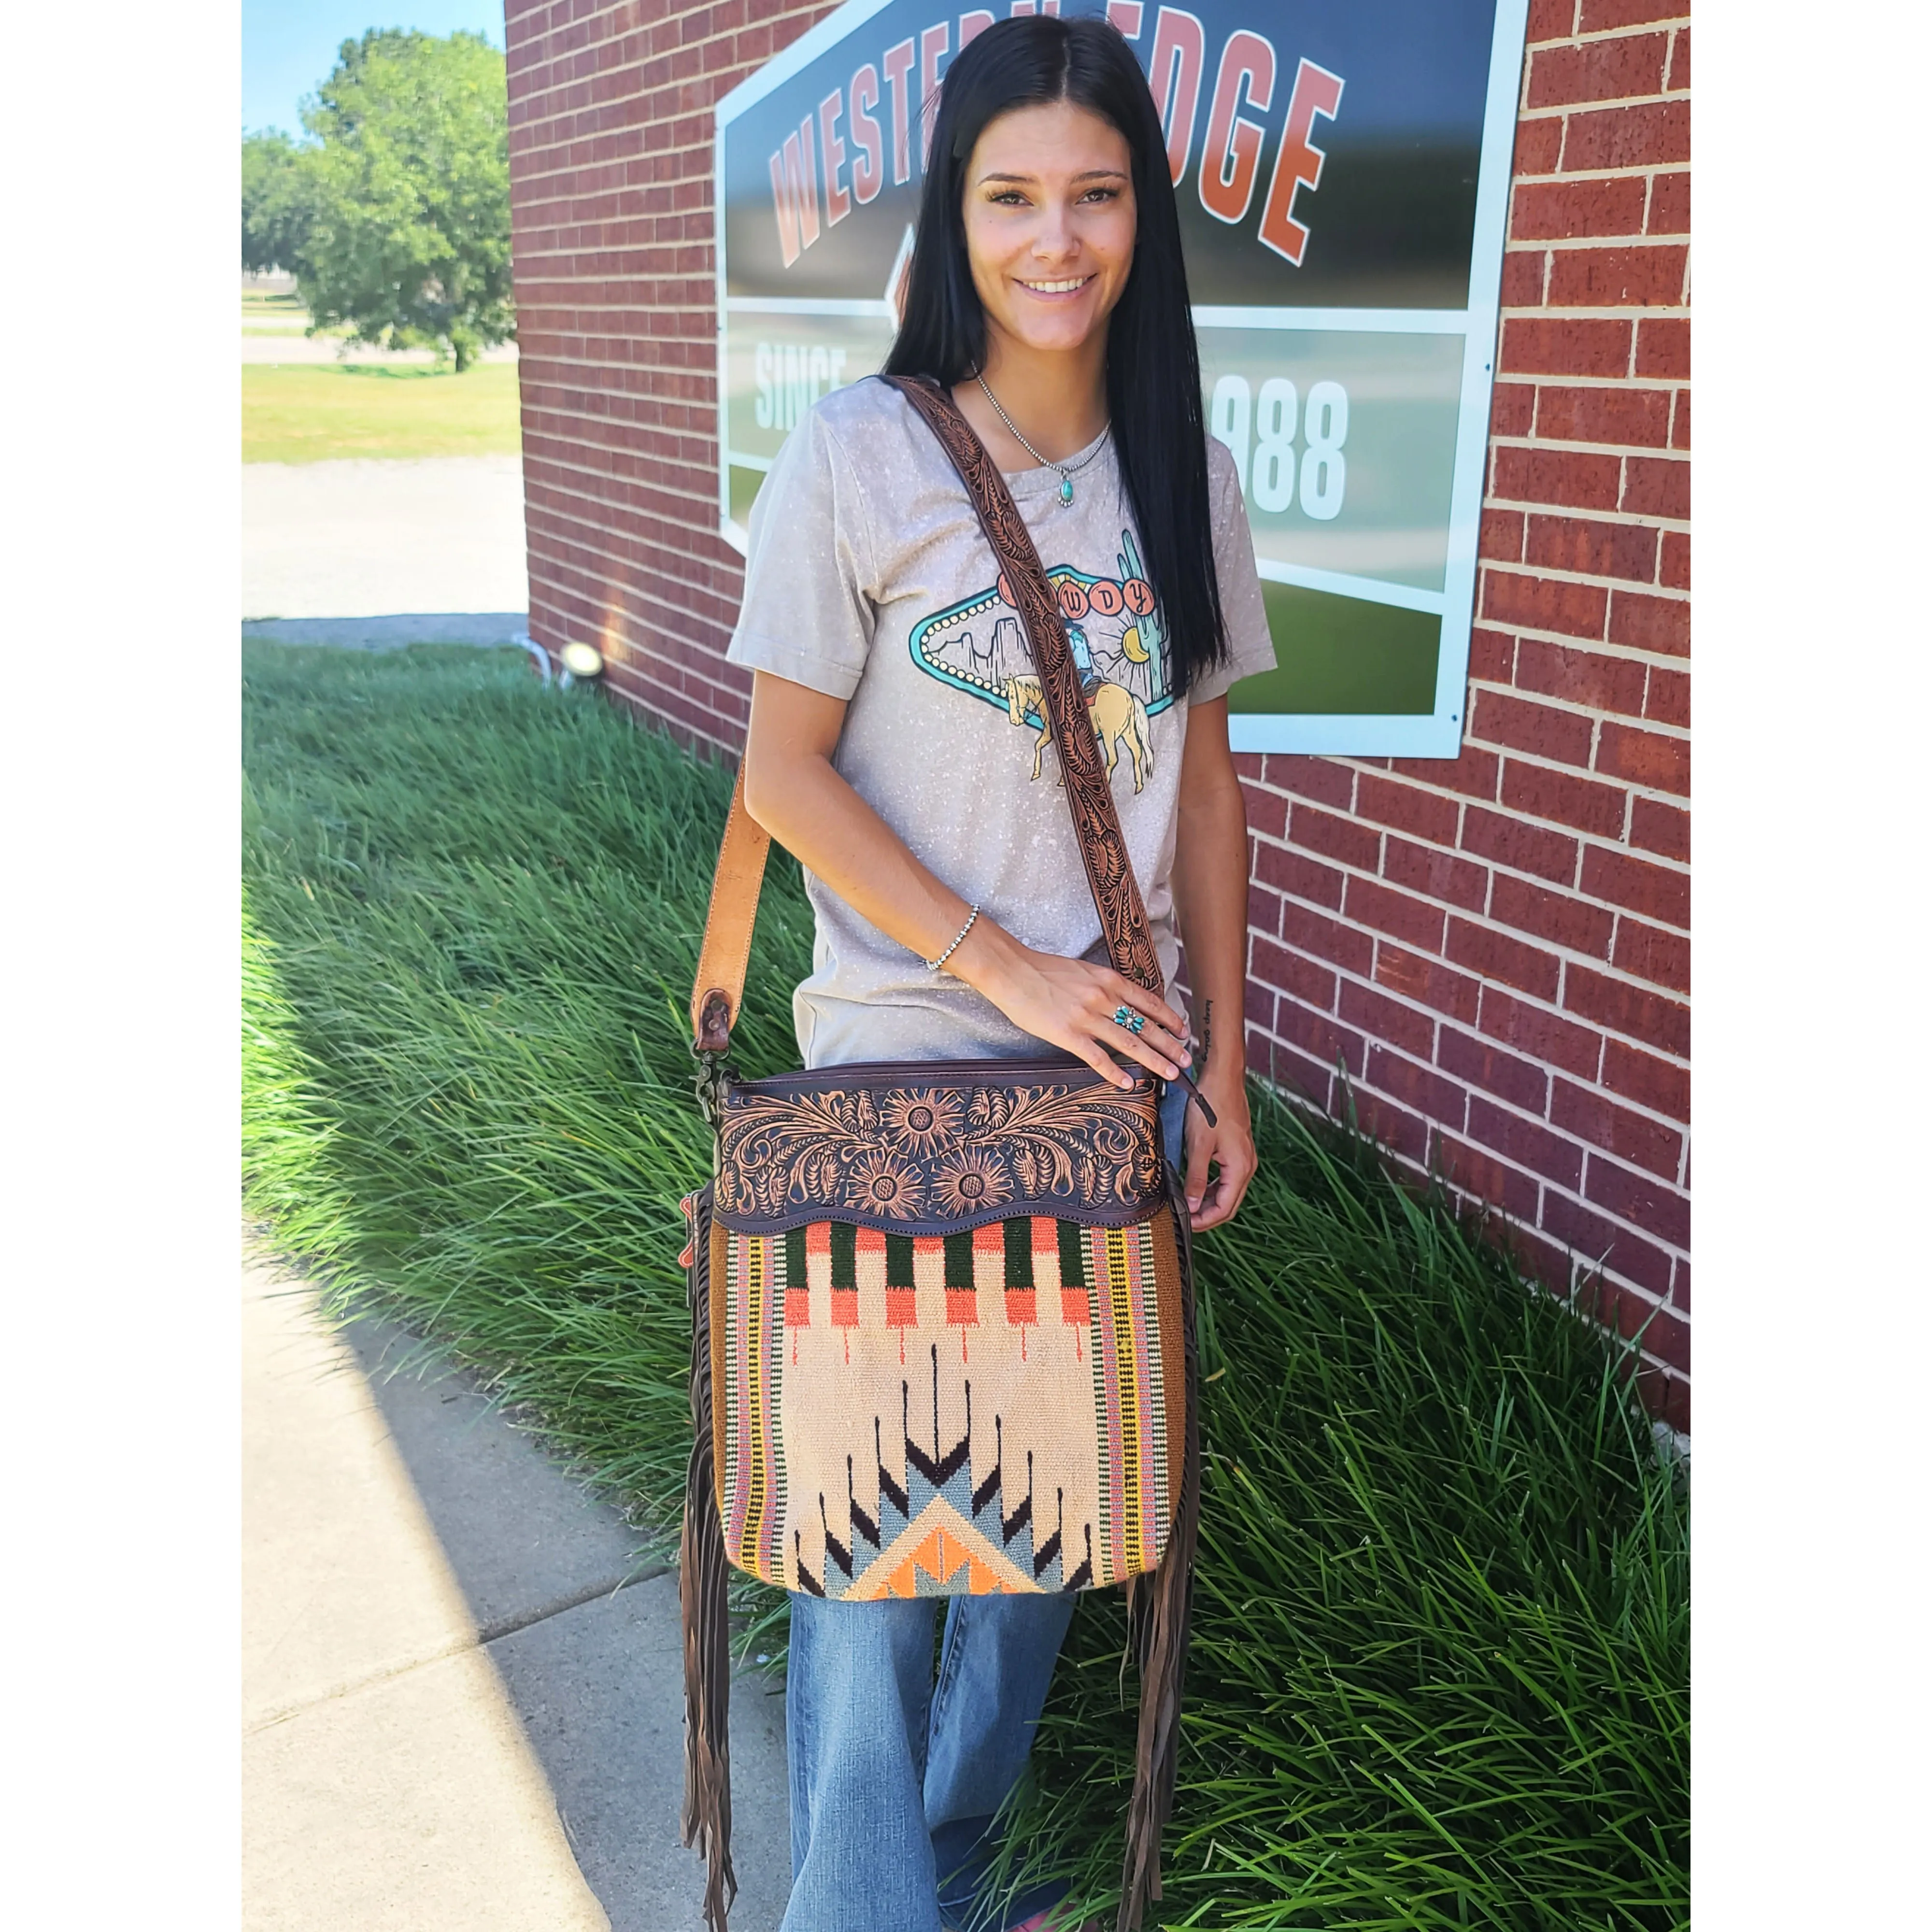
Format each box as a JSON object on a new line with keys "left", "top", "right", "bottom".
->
{"left": 885, "top": 375, "right": 1165, "bottom": 995}
{"left": 712, "top": 1070, "right": 1164, "bottom": 1234}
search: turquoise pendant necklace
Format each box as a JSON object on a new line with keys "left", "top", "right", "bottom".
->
{"left": 975, "top": 375, "right": 1109, "bottom": 507}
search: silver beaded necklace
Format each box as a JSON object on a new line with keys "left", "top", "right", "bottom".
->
{"left": 975, "top": 374, "right": 1110, "bottom": 506}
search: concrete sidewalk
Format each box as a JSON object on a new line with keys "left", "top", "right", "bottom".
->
{"left": 242, "top": 1248, "right": 792, "bottom": 1930}
{"left": 243, "top": 455, "right": 529, "bottom": 619}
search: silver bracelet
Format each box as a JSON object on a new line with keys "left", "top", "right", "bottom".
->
{"left": 922, "top": 905, "right": 980, "bottom": 973}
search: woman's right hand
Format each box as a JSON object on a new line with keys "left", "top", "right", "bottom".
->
{"left": 950, "top": 920, "right": 1192, "bottom": 1088}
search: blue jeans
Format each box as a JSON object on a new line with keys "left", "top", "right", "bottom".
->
{"left": 779, "top": 1080, "right": 1189, "bottom": 1932}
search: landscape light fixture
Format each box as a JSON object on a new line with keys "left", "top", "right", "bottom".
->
{"left": 560, "top": 642, "right": 605, "bottom": 680}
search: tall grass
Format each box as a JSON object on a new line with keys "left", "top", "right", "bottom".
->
{"left": 242, "top": 644, "right": 1686, "bottom": 1930}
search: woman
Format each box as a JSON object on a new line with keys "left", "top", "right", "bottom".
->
{"left": 725, "top": 16, "right": 1276, "bottom": 1931}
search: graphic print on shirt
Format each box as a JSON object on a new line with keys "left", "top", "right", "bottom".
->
{"left": 906, "top": 530, "right": 1172, "bottom": 794}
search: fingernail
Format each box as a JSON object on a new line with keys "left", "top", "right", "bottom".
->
{"left": 1187, "top": 1195, "right": 1202, "bottom": 1213}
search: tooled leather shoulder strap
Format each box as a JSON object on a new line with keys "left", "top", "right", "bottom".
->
{"left": 689, "top": 374, "right": 1162, "bottom": 1054}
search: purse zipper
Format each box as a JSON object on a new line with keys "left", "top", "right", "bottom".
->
{"left": 724, "top": 1055, "right": 1155, "bottom": 1096}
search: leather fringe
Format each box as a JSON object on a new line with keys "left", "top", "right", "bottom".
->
{"left": 1116, "top": 1184, "right": 1202, "bottom": 1932}
{"left": 680, "top": 1185, "right": 737, "bottom": 1932}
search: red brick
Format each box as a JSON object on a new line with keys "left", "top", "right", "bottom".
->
{"left": 1491, "top": 445, "right": 1625, "bottom": 516}
{"left": 1672, "top": 387, "right": 1690, "bottom": 450}
{"left": 1291, "top": 802, "right": 1382, "bottom": 872}
{"left": 1262, "top": 754, "right": 1354, "bottom": 810}
{"left": 1551, "top": 1079, "right": 1682, "bottom": 1179}
{"left": 1376, "top": 943, "right": 1482, "bottom": 1025}
{"left": 1629, "top": 796, "right": 1690, "bottom": 862}
{"left": 1667, "top": 22, "right": 1690, "bottom": 88}
{"left": 1481, "top": 507, "right": 1527, "bottom": 563}
{"left": 1471, "top": 686, "right": 1596, "bottom": 766}
{"left": 1250, "top": 935, "right": 1339, "bottom": 1013}
{"left": 1492, "top": 874, "right": 1616, "bottom": 957}
{"left": 1548, "top": 243, "right": 1688, "bottom": 308}
{"left": 1580, "top": 0, "right": 1688, "bottom": 28}
{"left": 1528, "top": 33, "right": 1668, "bottom": 108}
{"left": 1356, "top": 773, "right": 1461, "bottom": 845}
{"left": 1481, "top": 570, "right": 1609, "bottom": 643}
{"left": 1524, "top": 514, "right": 1662, "bottom": 586}
{"left": 1671, "top": 1255, "right": 1690, "bottom": 1313}
{"left": 1659, "top": 530, "right": 1690, "bottom": 590}
{"left": 1648, "top": 170, "right": 1690, "bottom": 235}
{"left": 1385, "top": 835, "right": 1489, "bottom": 912}
{"left": 1533, "top": 384, "right": 1673, "bottom": 450}
{"left": 1341, "top": 980, "right": 1436, "bottom": 1060}
{"left": 1500, "top": 758, "right": 1629, "bottom": 838}
{"left": 1643, "top": 667, "right": 1690, "bottom": 728}
{"left": 1435, "top": 1132, "right": 1542, "bottom": 1221}
{"left": 1462, "top": 804, "right": 1580, "bottom": 885}
{"left": 1512, "top": 113, "right": 1565, "bottom": 176}
{"left": 1278, "top": 904, "right": 1376, "bottom": 978}
{"left": 1613, "top": 917, "right": 1690, "bottom": 992}
{"left": 1562, "top": 99, "right": 1690, "bottom": 170}
{"left": 1479, "top": 984, "right": 1604, "bottom": 1080}
{"left": 1647, "top": 1367, "right": 1690, "bottom": 1435}
{"left": 1445, "top": 917, "right": 1562, "bottom": 1001}
{"left": 1512, "top": 176, "right": 1648, "bottom": 241}
{"left": 1585, "top": 1153, "right": 1690, "bottom": 1249}
{"left": 1240, "top": 781, "right": 1287, "bottom": 838}
{"left": 1543, "top": 1193, "right": 1675, "bottom": 1297}
{"left": 1256, "top": 838, "right": 1346, "bottom": 910}
{"left": 1608, "top": 589, "right": 1690, "bottom": 655}
{"left": 1440, "top": 1026, "right": 1550, "bottom": 1113}
{"left": 1623, "top": 455, "right": 1690, "bottom": 518}
{"left": 1466, "top": 1094, "right": 1584, "bottom": 1189}
{"left": 1366, "top": 1046, "right": 1468, "bottom": 1130}
{"left": 1244, "top": 979, "right": 1276, "bottom": 1033}
{"left": 1353, "top": 1091, "right": 1432, "bottom": 1165}
{"left": 1515, "top": 637, "right": 1648, "bottom": 716}
{"left": 1597, "top": 720, "right": 1690, "bottom": 794}
{"left": 1255, "top": 1037, "right": 1336, "bottom": 1109}
{"left": 1500, "top": 317, "right": 1633, "bottom": 379}
{"left": 1247, "top": 882, "right": 1284, "bottom": 943}
{"left": 1391, "top": 746, "right": 1502, "bottom": 803}
{"left": 1635, "top": 316, "right": 1690, "bottom": 378}
{"left": 1502, "top": 250, "right": 1548, "bottom": 307}
{"left": 1581, "top": 845, "right": 1689, "bottom": 928}
{"left": 1527, "top": 0, "right": 1577, "bottom": 41}
{"left": 1603, "top": 1038, "right": 1690, "bottom": 1122}
{"left": 1469, "top": 626, "right": 1517, "bottom": 682}
{"left": 1490, "top": 381, "right": 1537, "bottom": 437}
{"left": 1275, "top": 1000, "right": 1366, "bottom": 1078}
{"left": 1505, "top": 1224, "right": 1580, "bottom": 1297}
{"left": 1345, "top": 876, "right": 1448, "bottom": 952}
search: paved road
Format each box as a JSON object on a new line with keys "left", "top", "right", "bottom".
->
{"left": 242, "top": 332, "right": 520, "bottom": 366}
{"left": 243, "top": 1248, "right": 793, "bottom": 1930}
{"left": 243, "top": 455, "right": 529, "bottom": 620}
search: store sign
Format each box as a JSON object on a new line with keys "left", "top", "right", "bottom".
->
{"left": 714, "top": 0, "right": 1528, "bottom": 754}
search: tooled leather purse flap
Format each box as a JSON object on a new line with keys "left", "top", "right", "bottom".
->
{"left": 711, "top": 1056, "right": 1165, "bottom": 1236}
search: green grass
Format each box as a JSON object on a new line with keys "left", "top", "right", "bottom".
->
{"left": 242, "top": 360, "right": 522, "bottom": 464}
{"left": 241, "top": 644, "right": 1687, "bottom": 1932}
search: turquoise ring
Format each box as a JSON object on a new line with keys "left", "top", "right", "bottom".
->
{"left": 1111, "top": 1004, "right": 1147, "bottom": 1036}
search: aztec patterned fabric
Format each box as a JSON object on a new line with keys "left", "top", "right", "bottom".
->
{"left": 686, "top": 1197, "right": 1186, "bottom": 1600}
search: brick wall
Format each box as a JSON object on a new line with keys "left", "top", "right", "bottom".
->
{"left": 504, "top": 0, "right": 1691, "bottom": 1428}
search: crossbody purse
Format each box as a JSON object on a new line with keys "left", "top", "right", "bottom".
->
{"left": 679, "top": 375, "right": 1199, "bottom": 1932}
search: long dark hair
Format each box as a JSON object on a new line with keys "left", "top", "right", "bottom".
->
{"left": 883, "top": 14, "right": 1228, "bottom": 696}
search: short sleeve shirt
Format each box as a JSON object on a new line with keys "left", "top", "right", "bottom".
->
{"left": 726, "top": 375, "right": 1276, "bottom": 1070}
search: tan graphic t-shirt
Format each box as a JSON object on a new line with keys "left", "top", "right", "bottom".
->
{"left": 726, "top": 375, "right": 1277, "bottom": 1070}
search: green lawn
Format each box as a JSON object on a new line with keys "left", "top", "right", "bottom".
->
{"left": 242, "top": 645, "right": 1688, "bottom": 1932}
{"left": 242, "top": 360, "right": 522, "bottom": 463}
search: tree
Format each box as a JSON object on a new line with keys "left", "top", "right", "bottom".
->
{"left": 293, "top": 29, "right": 514, "bottom": 371}
{"left": 242, "top": 130, "right": 313, "bottom": 275}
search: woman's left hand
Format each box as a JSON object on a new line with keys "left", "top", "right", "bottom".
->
{"left": 1180, "top": 1067, "right": 1256, "bottom": 1231}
